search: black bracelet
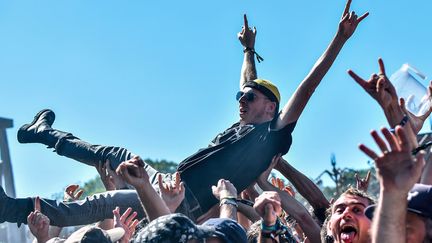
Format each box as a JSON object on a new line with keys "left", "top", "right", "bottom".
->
{"left": 412, "top": 141, "right": 432, "bottom": 155}
{"left": 243, "top": 47, "right": 264, "bottom": 63}
{"left": 236, "top": 198, "right": 254, "bottom": 207}
{"left": 390, "top": 115, "right": 409, "bottom": 133}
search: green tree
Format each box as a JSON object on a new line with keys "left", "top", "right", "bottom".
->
{"left": 51, "top": 158, "right": 178, "bottom": 200}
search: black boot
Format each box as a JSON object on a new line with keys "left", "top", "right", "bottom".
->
{"left": 17, "top": 109, "right": 58, "bottom": 147}
{"left": 17, "top": 109, "right": 135, "bottom": 169}
{"left": 0, "top": 186, "right": 33, "bottom": 226}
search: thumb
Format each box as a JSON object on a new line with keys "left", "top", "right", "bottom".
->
{"left": 263, "top": 203, "right": 276, "bottom": 225}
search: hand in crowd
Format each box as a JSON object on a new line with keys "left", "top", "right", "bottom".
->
{"left": 348, "top": 58, "right": 397, "bottom": 109}
{"left": 355, "top": 170, "right": 371, "bottom": 192}
{"left": 254, "top": 191, "right": 282, "bottom": 227}
{"left": 337, "top": 0, "right": 368, "bottom": 40}
{"left": 64, "top": 184, "right": 84, "bottom": 202}
{"left": 27, "top": 197, "right": 50, "bottom": 243}
{"left": 158, "top": 172, "right": 185, "bottom": 212}
{"left": 96, "top": 160, "right": 116, "bottom": 191}
{"left": 237, "top": 14, "right": 256, "bottom": 49}
{"left": 359, "top": 125, "right": 425, "bottom": 193}
{"left": 116, "top": 156, "right": 149, "bottom": 189}
{"left": 113, "top": 207, "right": 139, "bottom": 243}
{"left": 257, "top": 154, "right": 280, "bottom": 185}
{"left": 399, "top": 89, "right": 432, "bottom": 134}
{"left": 212, "top": 179, "right": 237, "bottom": 200}
{"left": 242, "top": 184, "right": 259, "bottom": 202}
{"left": 271, "top": 177, "right": 295, "bottom": 196}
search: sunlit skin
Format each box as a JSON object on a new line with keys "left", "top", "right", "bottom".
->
{"left": 406, "top": 212, "right": 426, "bottom": 243}
{"left": 238, "top": 87, "right": 276, "bottom": 125}
{"left": 329, "top": 194, "right": 372, "bottom": 243}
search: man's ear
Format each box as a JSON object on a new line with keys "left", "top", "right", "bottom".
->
{"left": 266, "top": 102, "right": 276, "bottom": 114}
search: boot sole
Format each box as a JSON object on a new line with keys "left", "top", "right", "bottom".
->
{"left": 17, "top": 109, "right": 55, "bottom": 143}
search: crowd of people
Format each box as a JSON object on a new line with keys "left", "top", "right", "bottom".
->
{"left": 1, "top": 0, "right": 432, "bottom": 242}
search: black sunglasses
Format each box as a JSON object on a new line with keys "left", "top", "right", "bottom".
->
{"left": 236, "top": 91, "right": 257, "bottom": 102}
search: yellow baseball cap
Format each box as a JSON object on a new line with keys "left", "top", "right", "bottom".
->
{"left": 244, "top": 78, "right": 280, "bottom": 104}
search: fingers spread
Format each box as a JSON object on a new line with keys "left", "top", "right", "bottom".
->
{"left": 358, "top": 12, "right": 369, "bottom": 22}
{"left": 359, "top": 144, "right": 379, "bottom": 160}
{"left": 342, "top": 0, "right": 352, "bottom": 17}
{"left": 348, "top": 70, "right": 368, "bottom": 89}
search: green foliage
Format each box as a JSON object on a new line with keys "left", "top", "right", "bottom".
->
{"left": 319, "top": 167, "right": 380, "bottom": 200}
{"left": 51, "top": 158, "right": 178, "bottom": 200}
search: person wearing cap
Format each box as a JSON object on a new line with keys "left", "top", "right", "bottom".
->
{"left": 359, "top": 123, "right": 432, "bottom": 243}
{"left": 1, "top": 0, "right": 368, "bottom": 228}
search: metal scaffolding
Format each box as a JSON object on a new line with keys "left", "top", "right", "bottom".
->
{"left": 0, "top": 117, "right": 27, "bottom": 243}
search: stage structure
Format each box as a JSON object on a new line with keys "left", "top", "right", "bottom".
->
{"left": 0, "top": 117, "right": 27, "bottom": 243}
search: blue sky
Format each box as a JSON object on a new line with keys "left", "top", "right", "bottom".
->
{"left": 1, "top": 0, "right": 431, "bottom": 198}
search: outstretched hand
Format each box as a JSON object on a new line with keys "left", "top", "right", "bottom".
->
{"left": 338, "top": 0, "right": 369, "bottom": 40}
{"left": 359, "top": 126, "right": 425, "bottom": 193}
{"left": 257, "top": 154, "right": 281, "bottom": 185}
{"left": 116, "top": 156, "right": 149, "bottom": 189}
{"left": 64, "top": 184, "right": 84, "bottom": 202}
{"left": 113, "top": 207, "right": 139, "bottom": 243}
{"left": 158, "top": 172, "right": 185, "bottom": 213}
{"left": 348, "top": 58, "right": 398, "bottom": 109}
{"left": 238, "top": 14, "right": 256, "bottom": 49}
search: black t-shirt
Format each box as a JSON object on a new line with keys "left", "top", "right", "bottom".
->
{"left": 177, "top": 121, "right": 296, "bottom": 213}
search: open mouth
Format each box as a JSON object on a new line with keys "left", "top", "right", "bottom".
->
{"left": 340, "top": 225, "right": 357, "bottom": 242}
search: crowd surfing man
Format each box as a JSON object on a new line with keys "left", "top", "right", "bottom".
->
{"left": 0, "top": 0, "right": 368, "bottom": 227}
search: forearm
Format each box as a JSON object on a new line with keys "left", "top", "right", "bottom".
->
{"left": 372, "top": 190, "right": 407, "bottom": 243}
{"left": 277, "top": 33, "right": 347, "bottom": 127}
{"left": 275, "top": 160, "right": 329, "bottom": 209}
{"left": 135, "top": 184, "right": 170, "bottom": 221}
{"left": 421, "top": 155, "right": 432, "bottom": 184}
{"left": 383, "top": 103, "right": 419, "bottom": 150}
{"left": 48, "top": 226, "right": 62, "bottom": 239}
{"left": 257, "top": 180, "right": 320, "bottom": 242}
{"left": 240, "top": 51, "right": 257, "bottom": 88}
{"left": 219, "top": 204, "right": 238, "bottom": 221}
{"left": 237, "top": 203, "right": 260, "bottom": 222}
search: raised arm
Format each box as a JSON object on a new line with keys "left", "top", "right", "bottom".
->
{"left": 359, "top": 126, "right": 425, "bottom": 243}
{"left": 117, "top": 156, "right": 170, "bottom": 221}
{"left": 276, "top": 0, "right": 368, "bottom": 129}
{"left": 238, "top": 14, "right": 258, "bottom": 88}
{"left": 274, "top": 157, "right": 329, "bottom": 212}
{"left": 257, "top": 158, "right": 321, "bottom": 242}
{"left": 348, "top": 58, "right": 422, "bottom": 149}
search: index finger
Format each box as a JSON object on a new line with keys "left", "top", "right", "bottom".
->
{"left": 243, "top": 14, "right": 249, "bottom": 30}
{"left": 342, "top": 0, "right": 352, "bottom": 17}
{"left": 365, "top": 170, "right": 371, "bottom": 182}
{"left": 348, "top": 70, "right": 368, "bottom": 89}
{"left": 378, "top": 58, "right": 386, "bottom": 76}
{"left": 174, "top": 172, "right": 181, "bottom": 188}
{"left": 35, "top": 196, "right": 41, "bottom": 211}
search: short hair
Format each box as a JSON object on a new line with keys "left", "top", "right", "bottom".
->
{"left": 321, "top": 187, "right": 376, "bottom": 242}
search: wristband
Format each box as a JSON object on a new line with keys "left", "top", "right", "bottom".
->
{"left": 220, "top": 198, "right": 238, "bottom": 208}
{"left": 390, "top": 115, "right": 409, "bottom": 133}
{"left": 236, "top": 198, "right": 254, "bottom": 207}
{"left": 412, "top": 141, "right": 432, "bottom": 155}
{"left": 261, "top": 217, "right": 280, "bottom": 233}
{"left": 243, "top": 47, "right": 264, "bottom": 63}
